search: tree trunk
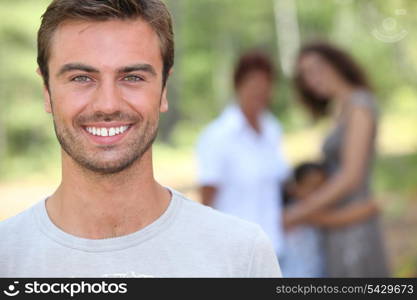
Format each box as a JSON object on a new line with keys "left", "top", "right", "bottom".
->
{"left": 273, "top": 0, "right": 300, "bottom": 78}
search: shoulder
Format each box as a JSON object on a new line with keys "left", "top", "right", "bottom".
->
{"left": 197, "top": 105, "right": 242, "bottom": 145}
{"left": 264, "top": 111, "right": 282, "bottom": 128}
{"left": 0, "top": 206, "right": 34, "bottom": 232}
{"left": 352, "top": 89, "right": 375, "bottom": 102}
{"left": 174, "top": 190, "right": 264, "bottom": 239}
{"left": 0, "top": 204, "right": 38, "bottom": 249}
{"left": 350, "top": 89, "right": 378, "bottom": 115}
{"left": 343, "top": 89, "right": 379, "bottom": 128}
{"left": 262, "top": 111, "right": 283, "bottom": 138}
{"left": 197, "top": 119, "right": 227, "bottom": 145}
{"left": 169, "top": 190, "right": 281, "bottom": 277}
{"left": 171, "top": 190, "right": 270, "bottom": 253}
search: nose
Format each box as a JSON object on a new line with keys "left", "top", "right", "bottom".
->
{"left": 91, "top": 79, "right": 122, "bottom": 114}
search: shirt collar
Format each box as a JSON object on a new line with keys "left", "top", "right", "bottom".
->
{"left": 221, "top": 101, "right": 270, "bottom": 135}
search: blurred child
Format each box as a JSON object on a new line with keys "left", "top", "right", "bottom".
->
{"left": 280, "top": 162, "right": 379, "bottom": 277}
{"left": 280, "top": 162, "right": 327, "bottom": 277}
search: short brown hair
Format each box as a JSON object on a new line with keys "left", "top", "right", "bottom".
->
{"left": 294, "top": 42, "right": 370, "bottom": 119}
{"left": 233, "top": 50, "right": 276, "bottom": 89}
{"left": 37, "top": 0, "right": 174, "bottom": 88}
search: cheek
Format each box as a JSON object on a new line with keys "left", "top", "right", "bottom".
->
{"left": 260, "top": 83, "right": 272, "bottom": 98}
{"left": 304, "top": 72, "right": 328, "bottom": 95}
{"left": 304, "top": 71, "right": 320, "bottom": 88}
{"left": 49, "top": 86, "right": 91, "bottom": 124}
{"left": 120, "top": 85, "right": 162, "bottom": 114}
{"left": 249, "top": 82, "right": 270, "bottom": 98}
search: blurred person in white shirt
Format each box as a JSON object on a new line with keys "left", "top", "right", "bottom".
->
{"left": 196, "top": 50, "right": 290, "bottom": 260}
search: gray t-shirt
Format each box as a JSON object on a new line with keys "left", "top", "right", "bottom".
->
{"left": 0, "top": 188, "right": 281, "bottom": 277}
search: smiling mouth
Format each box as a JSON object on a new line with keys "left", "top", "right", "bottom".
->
{"left": 84, "top": 125, "right": 131, "bottom": 137}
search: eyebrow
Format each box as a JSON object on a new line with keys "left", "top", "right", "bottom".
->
{"left": 57, "top": 63, "right": 99, "bottom": 77}
{"left": 56, "top": 63, "right": 157, "bottom": 77}
{"left": 117, "top": 64, "right": 157, "bottom": 77}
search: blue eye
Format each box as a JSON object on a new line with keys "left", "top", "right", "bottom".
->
{"left": 123, "top": 75, "right": 143, "bottom": 82}
{"left": 72, "top": 75, "right": 92, "bottom": 82}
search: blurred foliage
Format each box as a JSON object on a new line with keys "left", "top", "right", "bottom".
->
{"left": 0, "top": 0, "right": 416, "bottom": 177}
{"left": 0, "top": 0, "right": 416, "bottom": 276}
{"left": 374, "top": 152, "right": 417, "bottom": 198}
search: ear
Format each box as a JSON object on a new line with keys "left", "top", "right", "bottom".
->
{"left": 159, "top": 68, "right": 173, "bottom": 113}
{"left": 37, "top": 68, "right": 52, "bottom": 114}
{"left": 159, "top": 87, "right": 168, "bottom": 113}
{"left": 286, "top": 181, "right": 297, "bottom": 196}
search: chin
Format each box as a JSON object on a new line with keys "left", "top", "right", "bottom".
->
{"left": 69, "top": 148, "right": 141, "bottom": 175}
{"left": 81, "top": 159, "right": 137, "bottom": 175}
{"left": 314, "top": 89, "right": 330, "bottom": 99}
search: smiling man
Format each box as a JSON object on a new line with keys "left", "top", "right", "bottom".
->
{"left": 0, "top": 0, "right": 281, "bottom": 277}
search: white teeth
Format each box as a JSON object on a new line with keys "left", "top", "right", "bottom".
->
{"left": 85, "top": 125, "right": 130, "bottom": 137}
{"left": 109, "top": 128, "right": 116, "bottom": 136}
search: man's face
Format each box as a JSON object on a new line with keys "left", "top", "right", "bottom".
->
{"left": 43, "top": 19, "right": 168, "bottom": 174}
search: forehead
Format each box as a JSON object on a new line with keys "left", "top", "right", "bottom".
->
{"left": 300, "top": 170, "right": 325, "bottom": 182}
{"left": 48, "top": 18, "right": 163, "bottom": 72}
{"left": 299, "top": 52, "right": 326, "bottom": 69}
{"left": 241, "top": 69, "right": 272, "bottom": 83}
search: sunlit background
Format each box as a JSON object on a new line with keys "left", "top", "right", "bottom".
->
{"left": 0, "top": 0, "right": 416, "bottom": 276}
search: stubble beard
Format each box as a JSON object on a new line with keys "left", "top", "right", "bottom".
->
{"left": 51, "top": 107, "right": 159, "bottom": 176}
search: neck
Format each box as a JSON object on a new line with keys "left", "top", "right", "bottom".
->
{"left": 333, "top": 82, "right": 355, "bottom": 102}
{"left": 239, "top": 103, "right": 261, "bottom": 133}
{"left": 331, "top": 81, "right": 356, "bottom": 119}
{"left": 46, "top": 148, "right": 171, "bottom": 239}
